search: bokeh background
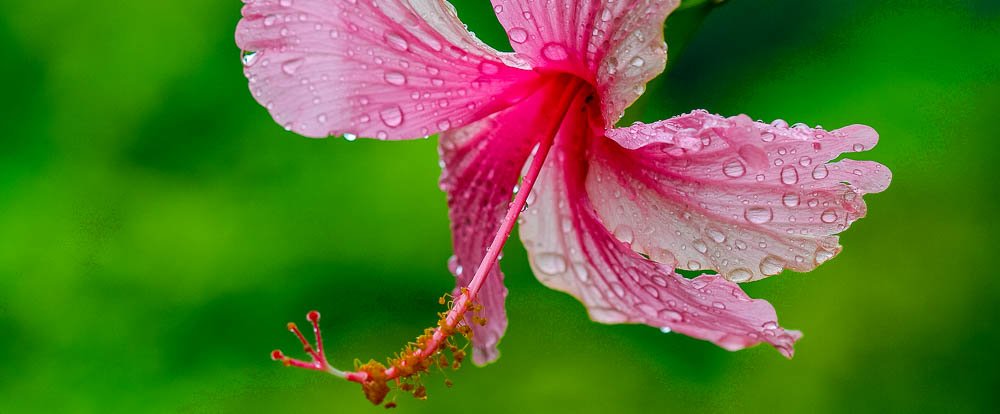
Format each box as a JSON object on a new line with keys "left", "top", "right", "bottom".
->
{"left": 1, "top": 0, "right": 998, "bottom": 412}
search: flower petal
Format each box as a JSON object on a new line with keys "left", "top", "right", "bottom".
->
{"left": 491, "top": 0, "right": 680, "bottom": 124}
{"left": 519, "top": 104, "right": 801, "bottom": 357}
{"left": 236, "top": 0, "right": 539, "bottom": 138}
{"left": 439, "top": 79, "right": 571, "bottom": 364}
{"left": 594, "top": 111, "right": 892, "bottom": 282}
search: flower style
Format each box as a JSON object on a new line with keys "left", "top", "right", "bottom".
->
{"left": 236, "top": 0, "right": 891, "bottom": 405}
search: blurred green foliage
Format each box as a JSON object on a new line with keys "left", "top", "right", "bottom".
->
{"left": 1, "top": 0, "right": 997, "bottom": 412}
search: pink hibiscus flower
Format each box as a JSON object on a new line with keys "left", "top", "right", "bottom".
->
{"left": 236, "top": 0, "right": 891, "bottom": 405}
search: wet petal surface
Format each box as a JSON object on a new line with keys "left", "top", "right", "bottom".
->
{"left": 520, "top": 103, "right": 802, "bottom": 356}
{"left": 596, "top": 111, "right": 892, "bottom": 282}
{"left": 236, "top": 0, "right": 538, "bottom": 138}
{"left": 491, "top": 0, "right": 680, "bottom": 124}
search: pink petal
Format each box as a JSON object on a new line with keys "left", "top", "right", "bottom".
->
{"left": 491, "top": 0, "right": 680, "bottom": 124}
{"left": 519, "top": 103, "right": 801, "bottom": 357}
{"left": 236, "top": 0, "right": 539, "bottom": 139}
{"left": 594, "top": 111, "right": 892, "bottom": 282}
{"left": 439, "top": 79, "right": 572, "bottom": 364}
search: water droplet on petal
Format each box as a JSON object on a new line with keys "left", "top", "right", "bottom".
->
{"left": 630, "top": 56, "right": 644, "bottom": 67}
{"left": 536, "top": 252, "right": 567, "bottom": 275}
{"left": 281, "top": 58, "right": 304, "bottom": 75}
{"left": 613, "top": 225, "right": 635, "bottom": 244}
{"left": 542, "top": 43, "right": 569, "bottom": 61}
{"left": 436, "top": 119, "right": 451, "bottom": 130}
{"left": 815, "top": 248, "right": 836, "bottom": 264}
{"left": 241, "top": 50, "right": 258, "bottom": 66}
{"left": 782, "top": 193, "right": 800, "bottom": 207}
{"left": 659, "top": 326, "right": 673, "bottom": 334}
{"left": 728, "top": 268, "right": 753, "bottom": 282}
{"left": 723, "top": 159, "right": 746, "bottom": 178}
{"left": 760, "top": 255, "right": 784, "bottom": 276}
{"left": 658, "top": 309, "right": 682, "bottom": 322}
{"left": 479, "top": 61, "right": 500, "bottom": 75}
{"left": 706, "top": 227, "right": 726, "bottom": 243}
{"left": 649, "top": 248, "right": 677, "bottom": 267}
{"left": 820, "top": 209, "right": 839, "bottom": 223}
{"left": 812, "top": 164, "right": 829, "bottom": 180}
{"left": 780, "top": 165, "right": 799, "bottom": 185}
{"left": 379, "top": 105, "right": 404, "bottom": 128}
{"left": 383, "top": 71, "right": 407, "bottom": 86}
{"left": 572, "top": 262, "right": 589, "bottom": 282}
{"left": 508, "top": 28, "right": 529, "bottom": 44}
{"left": 693, "top": 239, "right": 708, "bottom": 254}
{"left": 744, "top": 207, "right": 773, "bottom": 224}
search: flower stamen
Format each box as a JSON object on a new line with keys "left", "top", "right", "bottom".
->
{"left": 271, "top": 311, "right": 347, "bottom": 378}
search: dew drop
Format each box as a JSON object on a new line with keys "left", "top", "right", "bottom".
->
{"left": 536, "top": 252, "right": 567, "bottom": 275}
{"left": 572, "top": 262, "right": 589, "bottom": 282}
{"left": 240, "top": 50, "right": 258, "bottom": 66}
{"left": 281, "top": 58, "right": 304, "bottom": 75}
{"left": 744, "top": 207, "right": 773, "bottom": 224}
{"left": 542, "top": 43, "right": 569, "bottom": 61}
{"left": 815, "top": 248, "right": 836, "bottom": 264}
{"left": 508, "top": 28, "right": 529, "bottom": 44}
{"left": 812, "top": 164, "right": 829, "bottom": 180}
{"left": 706, "top": 227, "right": 726, "bottom": 243}
{"left": 649, "top": 248, "right": 677, "bottom": 267}
{"left": 760, "top": 255, "right": 784, "bottom": 276}
{"left": 613, "top": 225, "right": 634, "bottom": 244}
{"left": 659, "top": 326, "right": 673, "bottom": 334}
{"left": 630, "top": 56, "right": 644, "bottom": 67}
{"left": 658, "top": 309, "right": 682, "bottom": 322}
{"left": 383, "top": 71, "right": 407, "bottom": 86}
{"left": 379, "top": 105, "right": 404, "bottom": 128}
{"left": 436, "top": 119, "right": 451, "bottom": 130}
{"left": 479, "top": 61, "right": 500, "bottom": 75}
{"left": 820, "top": 209, "right": 839, "bottom": 223}
{"left": 693, "top": 239, "right": 708, "bottom": 254}
{"left": 728, "top": 268, "right": 753, "bottom": 282}
{"left": 782, "top": 193, "right": 800, "bottom": 207}
{"left": 723, "top": 159, "right": 746, "bottom": 178}
{"left": 780, "top": 165, "right": 799, "bottom": 185}
{"left": 687, "top": 260, "right": 702, "bottom": 270}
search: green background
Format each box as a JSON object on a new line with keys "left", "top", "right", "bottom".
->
{"left": 1, "top": 0, "right": 997, "bottom": 412}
